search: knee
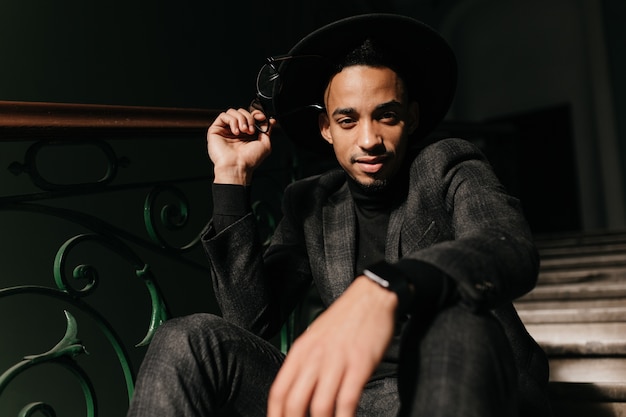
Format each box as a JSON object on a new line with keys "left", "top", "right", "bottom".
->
{"left": 427, "top": 305, "right": 518, "bottom": 381}
{"left": 407, "top": 304, "right": 517, "bottom": 378}
{"left": 425, "top": 305, "right": 507, "bottom": 348}
{"left": 400, "top": 306, "right": 519, "bottom": 414}
{"left": 148, "top": 313, "right": 228, "bottom": 359}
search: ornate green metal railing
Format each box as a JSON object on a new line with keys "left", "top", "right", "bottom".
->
{"left": 0, "top": 101, "right": 311, "bottom": 416}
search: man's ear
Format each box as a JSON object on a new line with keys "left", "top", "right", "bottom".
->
{"left": 318, "top": 113, "right": 333, "bottom": 144}
{"left": 407, "top": 101, "right": 420, "bottom": 134}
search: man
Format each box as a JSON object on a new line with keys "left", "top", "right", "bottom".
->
{"left": 128, "top": 14, "right": 552, "bottom": 417}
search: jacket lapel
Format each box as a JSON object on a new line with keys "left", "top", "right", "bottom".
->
{"left": 386, "top": 200, "right": 406, "bottom": 263}
{"left": 322, "top": 183, "right": 357, "bottom": 302}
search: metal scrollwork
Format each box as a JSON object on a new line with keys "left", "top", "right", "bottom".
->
{"left": 0, "top": 285, "right": 133, "bottom": 415}
{"left": 144, "top": 184, "right": 199, "bottom": 252}
{"left": 53, "top": 234, "right": 104, "bottom": 298}
{"left": 8, "top": 140, "right": 126, "bottom": 192}
{"left": 18, "top": 402, "right": 56, "bottom": 417}
{"left": 0, "top": 103, "right": 226, "bottom": 416}
{"left": 53, "top": 233, "right": 169, "bottom": 346}
{"left": 134, "top": 264, "right": 169, "bottom": 347}
{"left": 0, "top": 311, "right": 97, "bottom": 417}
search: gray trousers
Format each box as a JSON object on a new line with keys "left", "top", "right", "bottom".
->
{"left": 127, "top": 304, "right": 520, "bottom": 417}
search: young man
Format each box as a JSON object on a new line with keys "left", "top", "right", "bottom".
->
{"left": 128, "top": 14, "right": 552, "bottom": 417}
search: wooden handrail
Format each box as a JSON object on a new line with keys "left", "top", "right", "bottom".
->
{"left": 0, "top": 100, "right": 220, "bottom": 140}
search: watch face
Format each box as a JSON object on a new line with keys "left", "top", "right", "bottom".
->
{"left": 363, "top": 268, "right": 391, "bottom": 288}
{"left": 364, "top": 261, "right": 401, "bottom": 288}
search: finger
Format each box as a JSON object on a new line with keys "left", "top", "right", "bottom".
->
{"left": 268, "top": 343, "right": 318, "bottom": 417}
{"left": 308, "top": 359, "right": 345, "bottom": 417}
{"left": 222, "top": 108, "right": 256, "bottom": 136}
{"left": 228, "top": 108, "right": 255, "bottom": 135}
{"left": 269, "top": 376, "right": 317, "bottom": 417}
{"left": 208, "top": 111, "right": 242, "bottom": 137}
{"left": 237, "top": 107, "right": 260, "bottom": 135}
{"left": 268, "top": 362, "right": 314, "bottom": 417}
{"left": 283, "top": 368, "right": 319, "bottom": 417}
{"left": 334, "top": 365, "right": 371, "bottom": 417}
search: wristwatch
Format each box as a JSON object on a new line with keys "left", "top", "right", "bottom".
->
{"left": 363, "top": 261, "right": 413, "bottom": 316}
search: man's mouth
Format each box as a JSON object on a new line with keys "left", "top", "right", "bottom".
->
{"left": 354, "top": 155, "right": 388, "bottom": 174}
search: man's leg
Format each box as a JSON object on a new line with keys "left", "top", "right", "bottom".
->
{"left": 358, "top": 377, "right": 400, "bottom": 417}
{"left": 398, "top": 304, "right": 519, "bottom": 417}
{"left": 127, "top": 313, "right": 285, "bottom": 417}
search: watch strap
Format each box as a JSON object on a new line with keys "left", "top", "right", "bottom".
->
{"left": 363, "top": 261, "right": 413, "bottom": 316}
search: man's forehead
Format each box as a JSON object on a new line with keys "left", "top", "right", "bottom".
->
{"left": 324, "top": 65, "right": 408, "bottom": 105}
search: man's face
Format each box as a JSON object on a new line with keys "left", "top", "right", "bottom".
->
{"left": 319, "top": 65, "right": 419, "bottom": 189}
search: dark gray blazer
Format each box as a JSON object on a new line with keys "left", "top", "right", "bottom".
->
{"left": 202, "top": 137, "right": 550, "bottom": 412}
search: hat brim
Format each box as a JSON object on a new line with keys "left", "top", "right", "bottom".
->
{"left": 272, "top": 13, "right": 457, "bottom": 155}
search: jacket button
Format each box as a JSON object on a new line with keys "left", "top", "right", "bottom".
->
{"left": 475, "top": 280, "right": 494, "bottom": 292}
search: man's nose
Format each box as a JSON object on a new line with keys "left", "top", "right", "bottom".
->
{"left": 357, "top": 121, "right": 383, "bottom": 150}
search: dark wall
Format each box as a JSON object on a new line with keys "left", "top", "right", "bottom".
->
{"left": 0, "top": 1, "right": 388, "bottom": 108}
{"left": 0, "top": 1, "right": 459, "bottom": 109}
{"left": 603, "top": 0, "right": 626, "bottom": 196}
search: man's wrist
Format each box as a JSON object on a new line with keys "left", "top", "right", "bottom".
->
{"left": 355, "top": 275, "right": 399, "bottom": 311}
{"left": 363, "top": 261, "right": 414, "bottom": 316}
{"left": 213, "top": 164, "right": 253, "bottom": 185}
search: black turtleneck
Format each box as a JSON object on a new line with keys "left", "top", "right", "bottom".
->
{"left": 346, "top": 172, "right": 407, "bottom": 275}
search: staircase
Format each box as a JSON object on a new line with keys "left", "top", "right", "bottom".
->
{"left": 516, "top": 231, "right": 626, "bottom": 416}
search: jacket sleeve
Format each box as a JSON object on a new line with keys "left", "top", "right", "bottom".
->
{"left": 397, "top": 138, "right": 539, "bottom": 312}
{"left": 201, "top": 184, "right": 313, "bottom": 339}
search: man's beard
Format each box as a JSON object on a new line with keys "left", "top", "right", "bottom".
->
{"left": 354, "top": 177, "right": 389, "bottom": 193}
{"left": 349, "top": 150, "right": 394, "bottom": 193}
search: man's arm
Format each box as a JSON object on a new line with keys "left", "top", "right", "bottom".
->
{"left": 268, "top": 276, "right": 397, "bottom": 417}
{"left": 203, "top": 107, "right": 278, "bottom": 334}
{"left": 399, "top": 138, "right": 539, "bottom": 309}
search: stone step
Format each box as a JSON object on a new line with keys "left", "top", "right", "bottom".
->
{"left": 516, "top": 297, "right": 626, "bottom": 311}
{"left": 548, "top": 361, "right": 626, "bottom": 415}
{"left": 538, "top": 269, "right": 625, "bottom": 284}
{"left": 537, "top": 252, "right": 626, "bottom": 280}
{"left": 540, "top": 242, "right": 626, "bottom": 258}
{"left": 535, "top": 230, "right": 626, "bottom": 250}
{"left": 534, "top": 231, "right": 626, "bottom": 285}
{"left": 549, "top": 381, "right": 626, "bottom": 417}
{"left": 541, "top": 252, "right": 626, "bottom": 268}
{"left": 535, "top": 234, "right": 626, "bottom": 252}
{"left": 549, "top": 358, "right": 626, "bottom": 384}
{"left": 521, "top": 279, "right": 626, "bottom": 301}
{"left": 536, "top": 231, "right": 626, "bottom": 265}
{"left": 550, "top": 400, "right": 626, "bottom": 417}
{"left": 540, "top": 259, "right": 626, "bottom": 280}
{"left": 524, "top": 322, "right": 626, "bottom": 356}
{"left": 517, "top": 305, "right": 626, "bottom": 324}
{"left": 550, "top": 381, "right": 626, "bottom": 402}
{"left": 530, "top": 232, "right": 626, "bottom": 416}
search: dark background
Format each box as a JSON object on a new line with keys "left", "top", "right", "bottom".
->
{"left": 2, "top": 0, "right": 625, "bottom": 233}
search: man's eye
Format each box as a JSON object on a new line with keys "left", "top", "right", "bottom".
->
{"left": 337, "top": 118, "right": 356, "bottom": 127}
{"left": 380, "top": 112, "right": 400, "bottom": 123}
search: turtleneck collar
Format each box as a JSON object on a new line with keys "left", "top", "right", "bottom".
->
{"left": 346, "top": 158, "right": 411, "bottom": 211}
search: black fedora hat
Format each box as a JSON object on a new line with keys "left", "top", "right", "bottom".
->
{"left": 266, "top": 13, "right": 458, "bottom": 154}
